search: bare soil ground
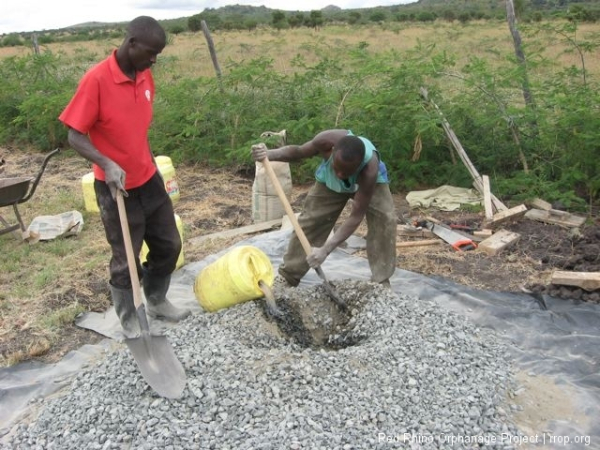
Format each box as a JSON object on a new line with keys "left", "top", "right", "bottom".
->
{"left": 397, "top": 210, "right": 600, "bottom": 303}
{"left": 1, "top": 147, "right": 599, "bottom": 367}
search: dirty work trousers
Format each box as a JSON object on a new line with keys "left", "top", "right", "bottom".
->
{"left": 278, "top": 181, "right": 397, "bottom": 286}
{"left": 95, "top": 171, "right": 181, "bottom": 289}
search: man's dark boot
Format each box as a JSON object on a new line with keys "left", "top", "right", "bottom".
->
{"left": 379, "top": 279, "right": 391, "bottom": 290}
{"left": 143, "top": 273, "right": 191, "bottom": 322}
{"left": 110, "top": 284, "right": 141, "bottom": 339}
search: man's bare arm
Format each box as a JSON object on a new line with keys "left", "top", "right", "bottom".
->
{"left": 252, "top": 129, "right": 349, "bottom": 163}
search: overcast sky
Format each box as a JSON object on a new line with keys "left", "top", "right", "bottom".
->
{"left": 1, "top": 0, "right": 416, "bottom": 34}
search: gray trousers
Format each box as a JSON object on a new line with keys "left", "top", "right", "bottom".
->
{"left": 95, "top": 172, "right": 181, "bottom": 289}
{"left": 279, "top": 182, "right": 397, "bottom": 285}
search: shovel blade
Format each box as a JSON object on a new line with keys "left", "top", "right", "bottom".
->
{"left": 125, "top": 333, "right": 186, "bottom": 399}
{"left": 314, "top": 266, "right": 347, "bottom": 309}
{"left": 322, "top": 280, "right": 347, "bottom": 309}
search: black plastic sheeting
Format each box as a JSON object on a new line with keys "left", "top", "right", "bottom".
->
{"left": 0, "top": 341, "right": 115, "bottom": 437}
{"left": 1, "top": 228, "right": 599, "bottom": 448}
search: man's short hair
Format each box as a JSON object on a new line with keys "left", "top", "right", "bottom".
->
{"left": 336, "top": 136, "right": 365, "bottom": 163}
{"left": 127, "top": 16, "right": 165, "bottom": 42}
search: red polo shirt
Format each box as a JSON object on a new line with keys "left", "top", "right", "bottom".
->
{"left": 59, "top": 50, "right": 157, "bottom": 189}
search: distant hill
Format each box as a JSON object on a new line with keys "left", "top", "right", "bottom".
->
{"left": 180, "top": 0, "right": 600, "bottom": 21}
{"left": 175, "top": 0, "right": 600, "bottom": 26}
{"left": 68, "top": 22, "right": 115, "bottom": 29}
{"left": 10, "top": 0, "right": 600, "bottom": 36}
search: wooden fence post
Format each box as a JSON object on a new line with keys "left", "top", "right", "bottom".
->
{"left": 201, "top": 20, "right": 223, "bottom": 92}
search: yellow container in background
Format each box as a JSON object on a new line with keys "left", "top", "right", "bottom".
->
{"left": 194, "top": 245, "right": 274, "bottom": 312}
{"left": 81, "top": 157, "right": 179, "bottom": 213}
{"left": 155, "top": 155, "right": 180, "bottom": 203}
{"left": 140, "top": 214, "right": 185, "bottom": 270}
{"left": 155, "top": 155, "right": 172, "bottom": 166}
{"left": 81, "top": 172, "right": 99, "bottom": 213}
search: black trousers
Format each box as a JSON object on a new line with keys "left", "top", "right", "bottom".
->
{"left": 95, "top": 172, "right": 181, "bottom": 289}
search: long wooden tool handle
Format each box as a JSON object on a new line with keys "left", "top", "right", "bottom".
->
{"left": 263, "top": 156, "right": 345, "bottom": 309}
{"left": 262, "top": 157, "right": 313, "bottom": 257}
{"left": 116, "top": 190, "right": 143, "bottom": 309}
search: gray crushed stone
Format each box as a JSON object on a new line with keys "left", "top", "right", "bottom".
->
{"left": 2, "top": 280, "right": 521, "bottom": 449}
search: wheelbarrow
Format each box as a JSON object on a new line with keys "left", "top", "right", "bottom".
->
{"left": 0, "top": 148, "right": 60, "bottom": 237}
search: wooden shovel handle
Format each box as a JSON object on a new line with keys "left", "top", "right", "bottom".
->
{"left": 116, "top": 190, "right": 143, "bottom": 309}
{"left": 262, "top": 156, "right": 346, "bottom": 309}
{"left": 261, "top": 157, "right": 313, "bottom": 257}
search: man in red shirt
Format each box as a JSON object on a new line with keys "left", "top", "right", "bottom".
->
{"left": 59, "top": 16, "right": 189, "bottom": 338}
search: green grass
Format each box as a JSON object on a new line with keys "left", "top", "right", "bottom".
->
{"left": 39, "top": 303, "right": 86, "bottom": 330}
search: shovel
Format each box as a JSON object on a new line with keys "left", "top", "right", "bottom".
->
{"left": 261, "top": 157, "right": 347, "bottom": 310}
{"left": 116, "top": 190, "right": 186, "bottom": 399}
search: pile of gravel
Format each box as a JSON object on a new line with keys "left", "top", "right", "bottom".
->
{"left": 3, "top": 281, "right": 521, "bottom": 449}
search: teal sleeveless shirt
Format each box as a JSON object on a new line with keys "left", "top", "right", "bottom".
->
{"left": 315, "top": 131, "right": 389, "bottom": 194}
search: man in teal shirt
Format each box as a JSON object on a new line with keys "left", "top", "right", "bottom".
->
{"left": 252, "top": 129, "right": 397, "bottom": 287}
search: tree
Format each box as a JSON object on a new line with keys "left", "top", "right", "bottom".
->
{"left": 170, "top": 25, "right": 185, "bottom": 35}
{"left": 245, "top": 19, "right": 258, "bottom": 31}
{"left": 307, "top": 10, "right": 324, "bottom": 29}
{"left": 369, "top": 11, "right": 387, "bottom": 22}
{"left": 188, "top": 15, "right": 202, "bottom": 32}
{"left": 2, "top": 33, "right": 23, "bottom": 47}
{"left": 458, "top": 12, "right": 470, "bottom": 23}
{"left": 288, "top": 13, "right": 305, "bottom": 28}
{"left": 441, "top": 10, "right": 456, "bottom": 22}
{"left": 416, "top": 11, "right": 436, "bottom": 22}
{"left": 195, "top": 10, "right": 223, "bottom": 30}
{"left": 272, "top": 10, "right": 288, "bottom": 29}
{"left": 348, "top": 11, "right": 361, "bottom": 24}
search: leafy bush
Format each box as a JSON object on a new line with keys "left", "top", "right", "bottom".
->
{"left": 0, "top": 52, "right": 78, "bottom": 149}
{"left": 169, "top": 25, "right": 186, "bottom": 35}
{"left": 1, "top": 34, "right": 24, "bottom": 47}
{"left": 1, "top": 23, "right": 599, "bottom": 211}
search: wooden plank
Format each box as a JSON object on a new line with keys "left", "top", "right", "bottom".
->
{"left": 473, "top": 229, "right": 493, "bottom": 238}
{"left": 484, "top": 204, "right": 528, "bottom": 228}
{"left": 424, "top": 215, "right": 442, "bottom": 225}
{"left": 189, "top": 218, "right": 283, "bottom": 245}
{"left": 548, "top": 208, "right": 571, "bottom": 217}
{"left": 525, "top": 208, "right": 586, "bottom": 228}
{"left": 477, "top": 229, "right": 521, "bottom": 256}
{"left": 396, "top": 239, "right": 442, "bottom": 248}
{"left": 482, "top": 175, "right": 493, "bottom": 220}
{"left": 530, "top": 198, "right": 552, "bottom": 211}
{"left": 397, "top": 224, "right": 435, "bottom": 238}
{"left": 551, "top": 271, "right": 600, "bottom": 291}
{"left": 471, "top": 179, "right": 508, "bottom": 212}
